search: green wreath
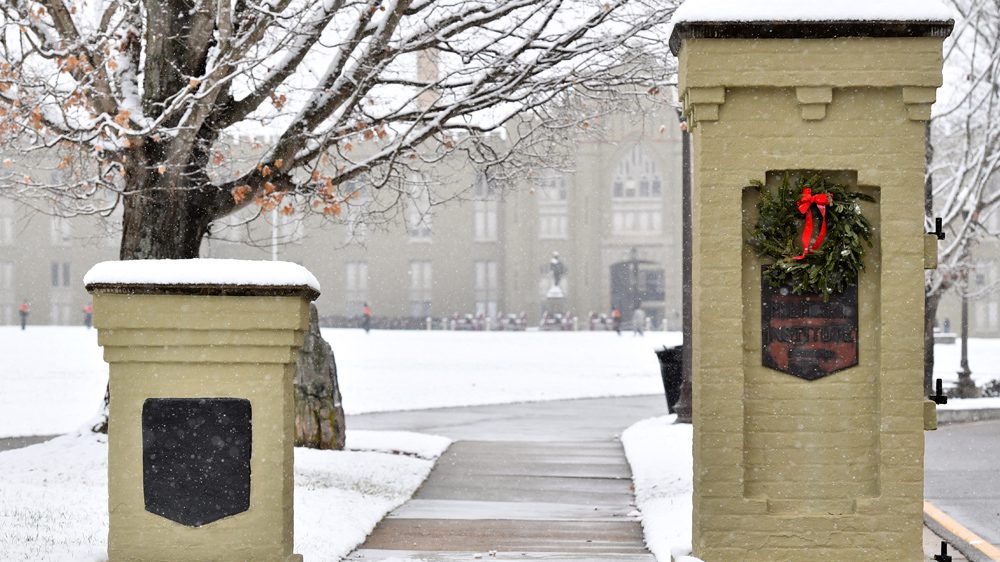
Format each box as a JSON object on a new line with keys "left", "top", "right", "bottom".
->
{"left": 748, "top": 173, "right": 875, "bottom": 297}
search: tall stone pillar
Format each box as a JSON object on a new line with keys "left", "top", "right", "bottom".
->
{"left": 86, "top": 259, "right": 319, "bottom": 562}
{"left": 671, "top": 4, "right": 952, "bottom": 561}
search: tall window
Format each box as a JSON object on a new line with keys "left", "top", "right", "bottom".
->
{"left": 473, "top": 173, "right": 498, "bottom": 242}
{"left": 475, "top": 261, "right": 499, "bottom": 318}
{"left": 537, "top": 172, "right": 569, "bottom": 240}
{"left": 50, "top": 216, "right": 72, "bottom": 246}
{"left": 0, "top": 261, "right": 12, "bottom": 290}
{"left": 0, "top": 200, "right": 13, "bottom": 246}
{"left": 611, "top": 145, "right": 663, "bottom": 235}
{"left": 50, "top": 262, "right": 71, "bottom": 288}
{"left": 406, "top": 175, "right": 433, "bottom": 242}
{"left": 408, "top": 261, "right": 433, "bottom": 318}
{"left": 345, "top": 261, "right": 369, "bottom": 314}
{"left": 342, "top": 180, "right": 369, "bottom": 243}
{"left": 0, "top": 261, "right": 13, "bottom": 326}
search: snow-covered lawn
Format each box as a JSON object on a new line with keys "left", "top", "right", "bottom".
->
{"left": 326, "top": 328, "right": 681, "bottom": 414}
{"left": 0, "top": 429, "right": 449, "bottom": 562}
{"left": 934, "top": 338, "right": 1000, "bottom": 389}
{"left": 0, "top": 326, "right": 682, "bottom": 438}
{"left": 2, "top": 326, "right": 997, "bottom": 438}
{"left": 0, "top": 328, "right": 107, "bottom": 438}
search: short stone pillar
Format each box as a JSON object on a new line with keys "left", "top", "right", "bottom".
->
{"left": 672, "top": 4, "right": 952, "bottom": 561}
{"left": 85, "top": 259, "right": 320, "bottom": 562}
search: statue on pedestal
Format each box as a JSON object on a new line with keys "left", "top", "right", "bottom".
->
{"left": 550, "top": 252, "right": 565, "bottom": 286}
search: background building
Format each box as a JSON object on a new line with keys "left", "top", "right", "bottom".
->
{"left": 0, "top": 104, "right": 684, "bottom": 328}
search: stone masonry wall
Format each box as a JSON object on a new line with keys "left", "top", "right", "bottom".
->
{"left": 682, "top": 37, "right": 943, "bottom": 561}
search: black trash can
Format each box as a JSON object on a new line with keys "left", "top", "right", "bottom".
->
{"left": 655, "top": 345, "right": 683, "bottom": 414}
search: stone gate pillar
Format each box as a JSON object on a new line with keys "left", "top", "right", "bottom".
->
{"left": 671, "top": 4, "right": 952, "bottom": 561}
{"left": 85, "top": 259, "right": 319, "bottom": 562}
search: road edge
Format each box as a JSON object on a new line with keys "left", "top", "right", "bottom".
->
{"left": 924, "top": 501, "right": 1000, "bottom": 562}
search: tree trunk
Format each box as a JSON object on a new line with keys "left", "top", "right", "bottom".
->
{"left": 93, "top": 169, "right": 347, "bottom": 451}
{"left": 119, "top": 170, "right": 217, "bottom": 260}
{"left": 925, "top": 292, "right": 941, "bottom": 398}
{"left": 924, "top": 120, "right": 937, "bottom": 399}
{"left": 294, "top": 305, "right": 346, "bottom": 449}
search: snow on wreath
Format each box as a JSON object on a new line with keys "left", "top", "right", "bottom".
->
{"left": 747, "top": 173, "right": 875, "bottom": 298}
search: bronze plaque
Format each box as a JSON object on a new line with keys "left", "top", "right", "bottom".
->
{"left": 761, "top": 274, "right": 858, "bottom": 380}
{"left": 142, "top": 398, "right": 252, "bottom": 527}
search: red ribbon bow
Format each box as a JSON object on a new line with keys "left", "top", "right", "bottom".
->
{"left": 793, "top": 187, "right": 832, "bottom": 260}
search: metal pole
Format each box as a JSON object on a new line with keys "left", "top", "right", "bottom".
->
{"left": 271, "top": 208, "right": 279, "bottom": 261}
{"left": 956, "top": 280, "right": 977, "bottom": 397}
{"left": 960, "top": 290, "right": 970, "bottom": 375}
{"left": 674, "top": 110, "right": 693, "bottom": 424}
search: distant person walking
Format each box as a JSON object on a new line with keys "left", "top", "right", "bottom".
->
{"left": 362, "top": 303, "right": 373, "bottom": 334}
{"left": 83, "top": 303, "right": 94, "bottom": 329}
{"left": 632, "top": 306, "right": 646, "bottom": 337}
{"left": 18, "top": 300, "right": 29, "bottom": 330}
{"left": 611, "top": 307, "right": 622, "bottom": 335}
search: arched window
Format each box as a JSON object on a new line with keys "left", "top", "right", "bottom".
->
{"left": 611, "top": 145, "right": 663, "bottom": 235}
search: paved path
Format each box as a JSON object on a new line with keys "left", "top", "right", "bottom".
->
{"left": 926, "top": 419, "right": 1000, "bottom": 559}
{"left": 0, "top": 434, "right": 55, "bottom": 452}
{"left": 346, "top": 395, "right": 668, "bottom": 561}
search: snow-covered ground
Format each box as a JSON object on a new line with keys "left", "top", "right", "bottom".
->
{"left": 933, "top": 337, "right": 1000, "bottom": 389}
{"left": 621, "top": 415, "right": 694, "bottom": 562}
{"left": 2, "top": 326, "right": 999, "bottom": 562}
{"left": 2, "top": 326, "right": 996, "bottom": 438}
{"left": 0, "top": 328, "right": 107, "bottom": 438}
{"left": 326, "top": 328, "right": 681, "bottom": 414}
{"left": 0, "top": 327, "right": 682, "bottom": 438}
{"left": 0, "top": 429, "right": 450, "bottom": 562}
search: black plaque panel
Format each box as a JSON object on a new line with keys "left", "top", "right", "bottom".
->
{"left": 762, "top": 274, "right": 858, "bottom": 381}
{"left": 142, "top": 398, "right": 252, "bottom": 527}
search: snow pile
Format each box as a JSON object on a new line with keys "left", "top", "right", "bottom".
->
{"left": 621, "top": 415, "right": 693, "bottom": 562}
{"left": 673, "top": 0, "right": 953, "bottom": 24}
{"left": 83, "top": 259, "right": 321, "bottom": 293}
{"left": 0, "top": 429, "right": 449, "bottom": 561}
{"left": 346, "top": 430, "right": 451, "bottom": 460}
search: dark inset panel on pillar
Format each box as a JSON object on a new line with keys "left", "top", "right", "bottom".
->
{"left": 762, "top": 274, "right": 859, "bottom": 381}
{"left": 142, "top": 398, "right": 252, "bottom": 527}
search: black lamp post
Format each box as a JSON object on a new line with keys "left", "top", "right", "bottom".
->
{"left": 628, "top": 247, "right": 641, "bottom": 311}
{"left": 956, "top": 267, "right": 978, "bottom": 397}
{"left": 955, "top": 212, "right": 978, "bottom": 398}
{"left": 674, "top": 109, "right": 693, "bottom": 424}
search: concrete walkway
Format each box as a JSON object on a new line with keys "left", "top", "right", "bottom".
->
{"left": 0, "top": 434, "right": 56, "bottom": 452}
{"left": 346, "top": 395, "right": 667, "bottom": 561}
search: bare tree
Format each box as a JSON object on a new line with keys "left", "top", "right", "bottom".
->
{"left": 926, "top": 0, "right": 1000, "bottom": 394}
{"left": 0, "top": 0, "right": 676, "bottom": 440}
{"left": 0, "top": 0, "right": 674, "bottom": 253}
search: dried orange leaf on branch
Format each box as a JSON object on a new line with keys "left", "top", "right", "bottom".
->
{"left": 232, "top": 184, "right": 252, "bottom": 203}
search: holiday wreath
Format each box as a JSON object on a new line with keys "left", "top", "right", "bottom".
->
{"left": 748, "top": 173, "right": 875, "bottom": 297}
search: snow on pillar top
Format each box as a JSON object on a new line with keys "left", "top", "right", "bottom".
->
{"left": 670, "top": 0, "right": 954, "bottom": 55}
{"left": 84, "top": 259, "right": 321, "bottom": 300}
